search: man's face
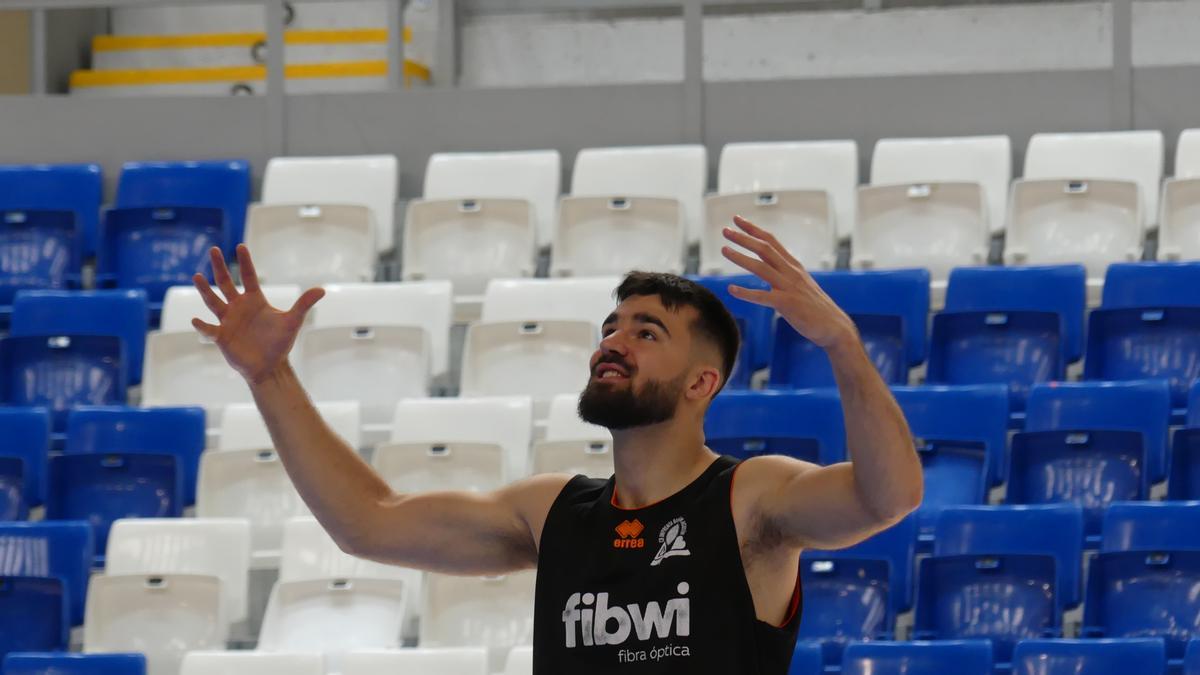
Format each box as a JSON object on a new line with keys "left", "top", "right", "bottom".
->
{"left": 578, "top": 295, "right": 696, "bottom": 430}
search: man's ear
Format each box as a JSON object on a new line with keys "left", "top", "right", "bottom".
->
{"left": 686, "top": 365, "right": 722, "bottom": 402}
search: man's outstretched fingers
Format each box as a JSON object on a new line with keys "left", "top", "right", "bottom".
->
{"left": 727, "top": 284, "right": 773, "bottom": 307}
{"left": 288, "top": 287, "right": 326, "bottom": 320}
{"left": 193, "top": 274, "right": 227, "bottom": 318}
{"left": 733, "top": 215, "right": 804, "bottom": 269}
{"left": 723, "top": 227, "right": 791, "bottom": 274}
{"left": 209, "top": 247, "right": 239, "bottom": 300}
{"left": 191, "top": 317, "right": 219, "bottom": 338}
{"left": 236, "top": 244, "right": 261, "bottom": 292}
{"left": 721, "top": 245, "right": 788, "bottom": 288}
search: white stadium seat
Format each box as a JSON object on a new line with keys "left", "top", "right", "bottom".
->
{"left": 532, "top": 393, "right": 613, "bottom": 477}
{"left": 420, "top": 571, "right": 536, "bottom": 675}
{"left": 141, "top": 331, "right": 254, "bottom": 433}
{"left": 181, "top": 651, "right": 325, "bottom": 675}
{"left": 481, "top": 277, "right": 618, "bottom": 326}
{"left": 422, "top": 149, "right": 562, "bottom": 248}
{"left": 105, "top": 518, "right": 252, "bottom": 626}
{"left": 219, "top": 401, "right": 361, "bottom": 453}
{"left": 342, "top": 649, "right": 489, "bottom": 675}
{"left": 244, "top": 203, "right": 376, "bottom": 286}
{"left": 1007, "top": 131, "right": 1163, "bottom": 302}
{"left": 504, "top": 646, "right": 534, "bottom": 675}
{"left": 84, "top": 574, "right": 226, "bottom": 675}
{"left": 379, "top": 396, "right": 533, "bottom": 485}
{"left": 262, "top": 155, "right": 399, "bottom": 253}
{"left": 160, "top": 285, "right": 302, "bottom": 333}
{"left": 196, "top": 448, "right": 311, "bottom": 568}
{"left": 704, "top": 140, "right": 858, "bottom": 272}
{"left": 296, "top": 325, "right": 431, "bottom": 437}
{"left": 312, "top": 281, "right": 454, "bottom": 379}
{"left": 571, "top": 144, "right": 707, "bottom": 244}
{"left": 552, "top": 196, "right": 684, "bottom": 277}
{"left": 1159, "top": 128, "right": 1200, "bottom": 261}
{"left": 257, "top": 577, "right": 408, "bottom": 668}
{"left": 459, "top": 321, "right": 595, "bottom": 414}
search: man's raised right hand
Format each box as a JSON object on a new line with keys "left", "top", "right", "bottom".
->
{"left": 191, "top": 244, "right": 326, "bottom": 385}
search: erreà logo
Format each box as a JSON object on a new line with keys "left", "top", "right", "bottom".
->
{"left": 613, "top": 519, "right": 645, "bottom": 549}
{"left": 561, "top": 582, "right": 691, "bottom": 648}
{"left": 651, "top": 517, "right": 690, "bottom": 566}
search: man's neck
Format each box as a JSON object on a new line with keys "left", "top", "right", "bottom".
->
{"left": 609, "top": 415, "right": 717, "bottom": 509}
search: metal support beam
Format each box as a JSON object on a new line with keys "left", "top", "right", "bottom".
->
{"left": 434, "top": 0, "right": 458, "bottom": 88}
{"left": 30, "top": 8, "right": 47, "bottom": 95}
{"left": 1111, "top": 0, "right": 1133, "bottom": 129}
{"left": 264, "top": 0, "right": 287, "bottom": 156}
{"left": 387, "top": 0, "right": 406, "bottom": 90}
{"left": 682, "top": 0, "right": 704, "bottom": 142}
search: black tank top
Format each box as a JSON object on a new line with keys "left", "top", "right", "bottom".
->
{"left": 532, "top": 454, "right": 802, "bottom": 674}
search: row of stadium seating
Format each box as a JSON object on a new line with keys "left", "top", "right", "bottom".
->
{"left": 1, "top": 129, "right": 1198, "bottom": 324}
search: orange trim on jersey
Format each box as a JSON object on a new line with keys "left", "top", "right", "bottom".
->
{"left": 610, "top": 485, "right": 676, "bottom": 511}
{"left": 730, "top": 460, "right": 802, "bottom": 629}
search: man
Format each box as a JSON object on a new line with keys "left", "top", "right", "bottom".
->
{"left": 191, "top": 215, "right": 922, "bottom": 673}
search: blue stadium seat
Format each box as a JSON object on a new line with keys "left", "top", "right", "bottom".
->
{"left": 3, "top": 653, "right": 147, "bottom": 675}
{"left": 1025, "top": 380, "right": 1173, "bottom": 485}
{"left": 928, "top": 265, "right": 1086, "bottom": 422}
{"left": 1012, "top": 638, "right": 1166, "bottom": 675}
{"left": 841, "top": 640, "right": 994, "bottom": 675}
{"left": 0, "top": 336, "right": 127, "bottom": 437}
{"left": 45, "top": 454, "right": 182, "bottom": 564}
{"left": 0, "top": 458, "right": 26, "bottom": 522}
{"left": 690, "top": 274, "right": 774, "bottom": 383}
{"left": 705, "top": 390, "right": 846, "bottom": 464}
{"left": 0, "top": 522, "right": 93, "bottom": 626}
{"left": 96, "top": 206, "right": 222, "bottom": 320}
{"left": 933, "top": 504, "right": 1085, "bottom": 610}
{"left": 892, "top": 384, "right": 1010, "bottom": 487}
{"left": 798, "top": 557, "right": 890, "bottom": 663}
{"left": 11, "top": 290, "right": 149, "bottom": 386}
{"left": 914, "top": 553, "right": 1060, "bottom": 664}
{"left": 1169, "top": 382, "right": 1200, "bottom": 500}
{"left": 65, "top": 406, "right": 206, "bottom": 506}
{"left": 0, "top": 577, "right": 68, "bottom": 659}
{"left": 1007, "top": 430, "right": 1147, "bottom": 544}
{"left": 1100, "top": 261, "right": 1200, "bottom": 310}
{"left": 0, "top": 408, "right": 49, "bottom": 511}
{"left": 770, "top": 313, "right": 906, "bottom": 387}
{"left": 0, "top": 163, "right": 102, "bottom": 259}
{"left": 1101, "top": 501, "right": 1200, "bottom": 552}
{"left": 1083, "top": 549, "right": 1200, "bottom": 665}
{"left": 769, "top": 269, "right": 930, "bottom": 388}
{"left": 804, "top": 514, "right": 917, "bottom": 615}
{"left": 787, "top": 641, "right": 823, "bottom": 675}
{"left": 911, "top": 439, "right": 989, "bottom": 547}
{"left": 114, "top": 159, "right": 250, "bottom": 252}
{"left": 1186, "top": 639, "right": 1200, "bottom": 675}
{"left": 0, "top": 210, "right": 82, "bottom": 326}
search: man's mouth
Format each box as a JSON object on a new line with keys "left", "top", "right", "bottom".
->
{"left": 595, "top": 362, "right": 630, "bottom": 381}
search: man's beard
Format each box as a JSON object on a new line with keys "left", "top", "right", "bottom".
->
{"left": 577, "top": 370, "right": 687, "bottom": 430}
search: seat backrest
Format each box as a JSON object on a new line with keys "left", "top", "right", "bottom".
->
{"left": 481, "top": 277, "right": 619, "bottom": 326}
{"left": 805, "top": 514, "right": 918, "bottom": 614}
{"left": 871, "top": 135, "right": 1012, "bottom": 232}
{"left": 891, "top": 384, "right": 1010, "bottom": 487}
{"left": 842, "top": 640, "right": 994, "bottom": 675}
{"left": 717, "top": 141, "right": 858, "bottom": 238}
{"left": 945, "top": 264, "right": 1087, "bottom": 363}
{"left": 1100, "top": 261, "right": 1200, "bottom": 309}
{"left": 3, "top": 653, "right": 147, "bottom": 675}
{"left": 0, "top": 163, "right": 103, "bottom": 257}
{"left": 810, "top": 269, "right": 931, "bottom": 366}
{"left": 1012, "top": 638, "right": 1165, "bottom": 675}
{"left": 259, "top": 577, "right": 407, "bottom": 653}
{"left": 0, "top": 407, "right": 51, "bottom": 507}
{"left": 1023, "top": 131, "right": 1164, "bottom": 227}
{"left": 105, "top": 518, "right": 251, "bottom": 624}
{"left": 391, "top": 397, "right": 533, "bottom": 479}
{"left": 705, "top": 390, "right": 847, "bottom": 464}
{"left": 115, "top": 159, "right": 251, "bottom": 250}
{"left": 161, "top": 284, "right": 303, "bottom": 332}
{"left": 0, "top": 576, "right": 68, "bottom": 654}
{"left": 504, "top": 645, "right": 533, "bottom": 675}
{"left": 341, "top": 648, "right": 489, "bottom": 675}
{"left": 1083, "top": 549, "right": 1200, "bottom": 659}
{"left": 1025, "top": 380, "right": 1173, "bottom": 483}
{"left": 1176, "top": 128, "right": 1200, "bottom": 179}
{"left": 66, "top": 405, "right": 206, "bottom": 505}
{"left": 419, "top": 571, "right": 536, "bottom": 672}
{"left": 572, "top": 145, "right": 707, "bottom": 243}
{"left": 263, "top": 155, "right": 399, "bottom": 252}
{"left": 1192, "top": 380, "right": 1200, "bottom": 426}
{"left": 219, "top": 401, "right": 361, "bottom": 452}
{"left": 1101, "top": 501, "right": 1200, "bottom": 552}
{"left": 0, "top": 335, "right": 127, "bottom": 428}
{"left": 312, "top": 282, "right": 453, "bottom": 376}
{"left": 544, "top": 393, "right": 609, "bottom": 442}
{"left": 181, "top": 651, "right": 324, "bottom": 675}
{"left": 933, "top": 504, "right": 1084, "bottom": 610}
{"left": 0, "top": 521, "right": 93, "bottom": 626}
{"left": 279, "top": 516, "right": 412, "bottom": 583}
{"left": 12, "top": 290, "right": 150, "bottom": 385}
{"left": 423, "top": 150, "right": 561, "bottom": 247}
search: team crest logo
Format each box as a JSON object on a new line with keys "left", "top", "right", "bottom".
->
{"left": 651, "top": 517, "right": 690, "bottom": 566}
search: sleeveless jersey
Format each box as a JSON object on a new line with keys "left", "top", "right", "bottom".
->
{"left": 532, "top": 454, "right": 802, "bottom": 674}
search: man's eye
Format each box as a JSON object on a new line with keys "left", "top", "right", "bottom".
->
{"left": 641, "top": 330, "right": 656, "bottom": 340}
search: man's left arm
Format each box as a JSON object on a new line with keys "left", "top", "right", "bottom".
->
{"left": 721, "top": 216, "right": 924, "bottom": 550}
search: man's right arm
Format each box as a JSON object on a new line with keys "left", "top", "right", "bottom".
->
{"left": 195, "top": 244, "right": 571, "bottom": 577}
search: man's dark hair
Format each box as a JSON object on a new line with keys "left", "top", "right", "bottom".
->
{"left": 615, "top": 271, "right": 741, "bottom": 396}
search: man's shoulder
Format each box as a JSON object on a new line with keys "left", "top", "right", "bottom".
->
{"left": 730, "top": 454, "right": 821, "bottom": 520}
